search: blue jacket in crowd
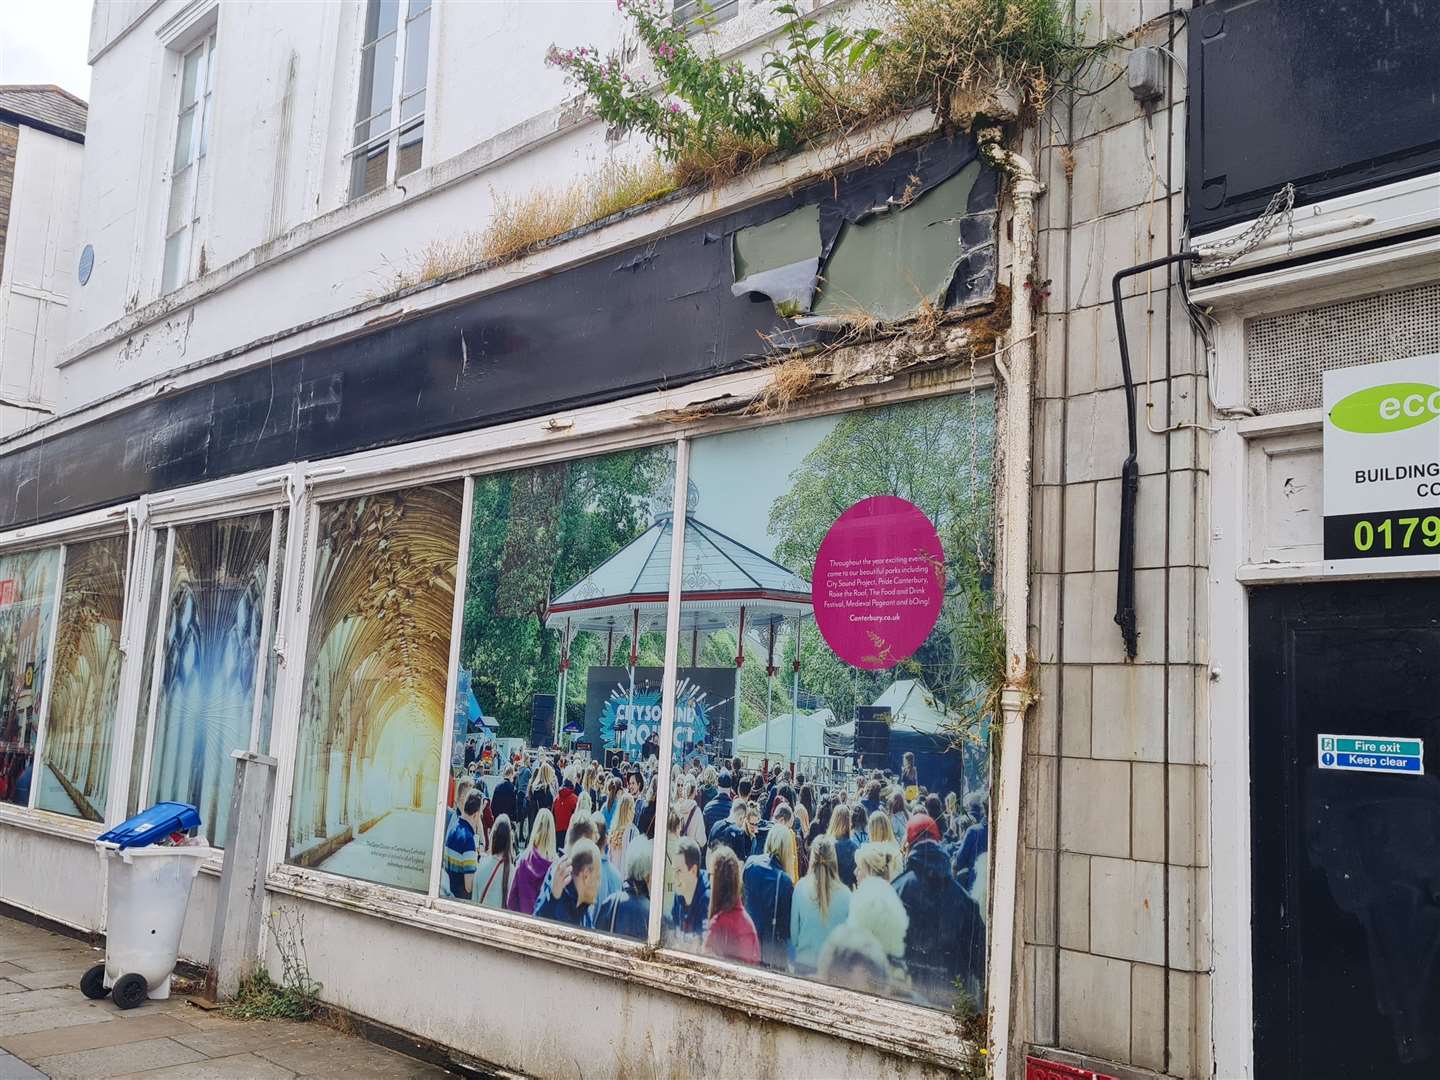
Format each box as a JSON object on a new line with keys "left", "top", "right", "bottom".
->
{"left": 742, "top": 853, "right": 794, "bottom": 968}
{"left": 593, "top": 882, "right": 650, "bottom": 941}
{"left": 535, "top": 883, "right": 595, "bottom": 929}
{"left": 702, "top": 792, "right": 733, "bottom": 838}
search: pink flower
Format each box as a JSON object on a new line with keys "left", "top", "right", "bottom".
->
{"left": 666, "top": 101, "right": 681, "bottom": 113}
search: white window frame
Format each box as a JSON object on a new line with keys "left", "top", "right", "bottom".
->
{"left": 123, "top": 472, "right": 297, "bottom": 857}
{"left": 0, "top": 503, "right": 134, "bottom": 834}
{"left": 346, "top": 0, "right": 432, "bottom": 199}
{"left": 161, "top": 31, "right": 218, "bottom": 294}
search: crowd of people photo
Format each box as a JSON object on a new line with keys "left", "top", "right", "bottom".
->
{"left": 441, "top": 745, "right": 988, "bottom": 1008}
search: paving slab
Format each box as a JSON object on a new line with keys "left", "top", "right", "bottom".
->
{"left": 254, "top": 1038, "right": 450, "bottom": 1079}
{"left": 170, "top": 1025, "right": 313, "bottom": 1060}
{"left": 113, "top": 1052, "right": 298, "bottom": 1079}
{"left": 0, "top": 914, "right": 455, "bottom": 1080}
{"left": 0, "top": 1050, "right": 48, "bottom": 1080}
{"left": 2, "top": 1015, "right": 198, "bottom": 1062}
{"left": 11, "top": 967, "right": 96, "bottom": 991}
{"left": 0, "top": 988, "right": 95, "bottom": 1015}
{"left": 34, "top": 1037, "right": 206, "bottom": 1080}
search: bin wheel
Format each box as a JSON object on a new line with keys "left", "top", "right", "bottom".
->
{"left": 112, "top": 973, "right": 149, "bottom": 1010}
{"left": 79, "top": 964, "right": 109, "bottom": 1000}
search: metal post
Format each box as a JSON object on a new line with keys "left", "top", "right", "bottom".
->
{"left": 204, "top": 749, "right": 278, "bottom": 1002}
{"left": 789, "top": 614, "right": 801, "bottom": 764}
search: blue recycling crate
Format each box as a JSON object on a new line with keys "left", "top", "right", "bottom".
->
{"left": 96, "top": 802, "right": 201, "bottom": 849}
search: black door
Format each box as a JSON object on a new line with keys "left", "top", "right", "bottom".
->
{"left": 1252, "top": 581, "right": 1440, "bottom": 1078}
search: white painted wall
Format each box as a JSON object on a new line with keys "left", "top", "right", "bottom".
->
{"left": 0, "top": 126, "right": 83, "bottom": 436}
{"left": 275, "top": 894, "right": 957, "bottom": 1079}
{"left": 63, "top": 0, "right": 858, "bottom": 410}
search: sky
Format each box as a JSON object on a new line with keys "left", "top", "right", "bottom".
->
{"left": 687, "top": 413, "right": 837, "bottom": 557}
{"left": 1, "top": 0, "right": 93, "bottom": 101}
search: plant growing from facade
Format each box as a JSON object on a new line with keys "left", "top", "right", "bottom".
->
{"left": 547, "top": 0, "right": 1101, "bottom": 187}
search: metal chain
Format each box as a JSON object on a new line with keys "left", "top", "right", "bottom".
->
{"left": 1193, "top": 182, "right": 1296, "bottom": 271}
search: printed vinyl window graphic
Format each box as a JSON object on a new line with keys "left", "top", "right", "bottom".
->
{"left": 660, "top": 393, "right": 995, "bottom": 1011}
{"left": 287, "top": 482, "right": 462, "bottom": 892}
{"left": 439, "top": 446, "right": 677, "bottom": 928}
{"left": 148, "top": 513, "right": 274, "bottom": 846}
{"left": 36, "top": 536, "right": 128, "bottom": 820}
{"left": 0, "top": 547, "right": 62, "bottom": 807}
{"left": 126, "top": 537, "right": 169, "bottom": 816}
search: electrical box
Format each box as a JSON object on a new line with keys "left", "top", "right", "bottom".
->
{"left": 1127, "top": 47, "right": 1165, "bottom": 103}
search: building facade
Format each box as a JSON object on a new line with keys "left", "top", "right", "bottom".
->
{"left": 0, "top": 0, "right": 1437, "bottom": 1077}
{"left": 0, "top": 86, "right": 86, "bottom": 437}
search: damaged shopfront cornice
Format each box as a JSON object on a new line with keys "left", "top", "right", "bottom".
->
{"left": 0, "top": 130, "right": 1000, "bottom": 532}
{"left": 655, "top": 290, "right": 1009, "bottom": 424}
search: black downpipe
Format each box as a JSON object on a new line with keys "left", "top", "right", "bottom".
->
{"left": 1111, "top": 252, "right": 1201, "bottom": 658}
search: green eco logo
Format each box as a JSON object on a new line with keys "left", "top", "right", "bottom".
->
{"left": 1329, "top": 383, "right": 1440, "bottom": 434}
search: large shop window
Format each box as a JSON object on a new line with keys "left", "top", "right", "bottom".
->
{"left": 0, "top": 548, "right": 63, "bottom": 807}
{"left": 438, "top": 446, "right": 676, "bottom": 930}
{"left": 35, "top": 537, "right": 129, "bottom": 821}
{"left": 139, "top": 511, "right": 285, "bottom": 847}
{"left": 286, "top": 482, "right": 463, "bottom": 892}
{"left": 660, "top": 394, "right": 996, "bottom": 1011}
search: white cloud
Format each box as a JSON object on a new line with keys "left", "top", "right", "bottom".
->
{"left": 0, "top": 0, "right": 93, "bottom": 101}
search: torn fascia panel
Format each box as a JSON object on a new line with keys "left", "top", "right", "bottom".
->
{"left": 731, "top": 205, "right": 822, "bottom": 314}
{"left": 945, "top": 163, "right": 1000, "bottom": 308}
{"left": 816, "top": 133, "right": 983, "bottom": 259}
{"left": 725, "top": 135, "right": 987, "bottom": 317}
{"left": 813, "top": 161, "right": 984, "bottom": 322}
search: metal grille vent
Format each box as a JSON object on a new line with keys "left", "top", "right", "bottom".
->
{"left": 1246, "top": 281, "right": 1440, "bottom": 414}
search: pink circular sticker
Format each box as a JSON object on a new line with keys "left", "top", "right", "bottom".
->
{"left": 811, "top": 496, "right": 945, "bottom": 671}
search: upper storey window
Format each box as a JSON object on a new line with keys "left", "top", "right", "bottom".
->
{"left": 349, "top": 0, "right": 431, "bottom": 199}
{"left": 162, "top": 33, "right": 216, "bottom": 294}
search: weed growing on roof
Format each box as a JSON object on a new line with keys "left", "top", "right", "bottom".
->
{"left": 549, "top": 0, "right": 1106, "bottom": 189}
{"left": 375, "top": 158, "right": 681, "bottom": 294}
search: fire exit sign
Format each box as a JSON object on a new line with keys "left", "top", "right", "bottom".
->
{"left": 1317, "top": 734, "right": 1424, "bottom": 775}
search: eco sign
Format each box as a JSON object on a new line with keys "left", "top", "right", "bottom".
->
{"left": 1322, "top": 354, "right": 1440, "bottom": 572}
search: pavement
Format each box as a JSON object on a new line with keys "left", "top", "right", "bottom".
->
{"left": 0, "top": 915, "right": 455, "bottom": 1079}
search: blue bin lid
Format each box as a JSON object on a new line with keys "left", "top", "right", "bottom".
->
{"left": 97, "top": 802, "right": 202, "bottom": 849}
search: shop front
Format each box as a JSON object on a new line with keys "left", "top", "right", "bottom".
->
{"left": 0, "top": 130, "right": 1010, "bottom": 1075}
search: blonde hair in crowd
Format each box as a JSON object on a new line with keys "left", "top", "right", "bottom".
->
{"left": 605, "top": 776, "right": 622, "bottom": 813}
{"left": 610, "top": 793, "right": 636, "bottom": 859}
{"left": 765, "top": 819, "right": 798, "bottom": 881}
{"left": 867, "top": 810, "right": 894, "bottom": 845}
{"left": 856, "top": 840, "right": 902, "bottom": 882}
{"left": 827, "top": 803, "right": 852, "bottom": 840}
{"left": 808, "top": 835, "right": 840, "bottom": 921}
{"left": 530, "top": 809, "right": 558, "bottom": 862}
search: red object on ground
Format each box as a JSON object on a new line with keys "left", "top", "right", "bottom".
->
{"left": 1025, "top": 1057, "right": 1117, "bottom": 1080}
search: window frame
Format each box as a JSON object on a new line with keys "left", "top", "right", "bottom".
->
{"left": 161, "top": 31, "right": 218, "bottom": 294}
{"left": 0, "top": 504, "right": 136, "bottom": 830}
{"left": 346, "top": 0, "right": 433, "bottom": 199}
{"left": 123, "top": 473, "right": 297, "bottom": 852}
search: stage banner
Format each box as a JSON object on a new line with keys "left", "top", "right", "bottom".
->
{"left": 584, "top": 666, "right": 735, "bottom": 759}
